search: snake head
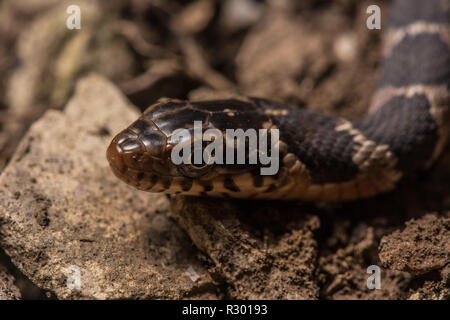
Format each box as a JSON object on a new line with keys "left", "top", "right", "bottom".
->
{"left": 107, "top": 99, "right": 291, "bottom": 197}
{"left": 106, "top": 119, "right": 256, "bottom": 195}
{"left": 107, "top": 110, "right": 234, "bottom": 194}
{"left": 107, "top": 117, "right": 203, "bottom": 192}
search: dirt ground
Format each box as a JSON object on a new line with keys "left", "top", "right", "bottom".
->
{"left": 0, "top": 0, "right": 448, "bottom": 299}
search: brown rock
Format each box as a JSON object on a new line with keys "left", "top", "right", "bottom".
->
{"left": 0, "top": 74, "right": 217, "bottom": 299}
{"left": 318, "top": 221, "right": 412, "bottom": 300}
{"left": 379, "top": 213, "right": 450, "bottom": 275}
{"left": 171, "top": 197, "right": 320, "bottom": 299}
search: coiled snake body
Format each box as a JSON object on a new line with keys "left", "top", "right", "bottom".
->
{"left": 107, "top": 0, "right": 450, "bottom": 201}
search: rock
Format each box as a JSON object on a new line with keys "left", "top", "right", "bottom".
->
{"left": 318, "top": 220, "right": 412, "bottom": 300}
{"left": 407, "top": 264, "right": 449, "bottom": 300}
{"left": 0, "top": 74, "right": 217, "bottom": 299}
{"left": 0, "top": 265, "right": 21, "bottom": 300}
{"left": 379, "top": 213, "right": 450, "bottom": 275}
{"left": 170, "top": 197, "right": 320, "bottom": 299}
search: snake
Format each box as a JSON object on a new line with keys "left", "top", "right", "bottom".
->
{"left": 107, "top": 0, "right": 450, "bottom": 201}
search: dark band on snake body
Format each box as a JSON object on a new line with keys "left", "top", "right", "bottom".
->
{"left": 107, "top": 0, "right": 450, "bottom": 201}
{"left": 379, "top": 34, "right": 450, "bottom": 88}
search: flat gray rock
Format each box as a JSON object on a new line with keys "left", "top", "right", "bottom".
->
{"left": 0, "top": 74, "right": 216, "bottom": 299}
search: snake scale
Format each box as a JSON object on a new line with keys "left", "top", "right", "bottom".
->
{"left": 107, "top": 0, "right": 450, "bottom": 201}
